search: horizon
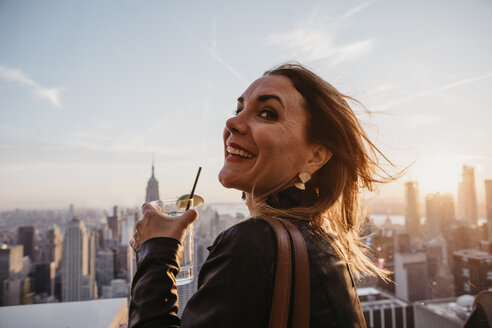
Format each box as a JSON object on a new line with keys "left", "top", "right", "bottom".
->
{"left": 1, "top": 1, "right": 491, "bottom": 211}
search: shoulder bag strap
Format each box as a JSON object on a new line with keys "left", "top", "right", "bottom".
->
{"left": 261, "top": 216, "right": 292, "bottom": 328}
{"left": 280, "top": 219, "right": 310, "bottom": 328}
{"left": 261, "top": 217, "right": 310, "bottom": 328}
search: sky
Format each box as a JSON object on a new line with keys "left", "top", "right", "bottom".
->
{"left": 1, "top": 0, "right": 491, "bottom": 211}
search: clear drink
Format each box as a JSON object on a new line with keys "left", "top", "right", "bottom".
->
{"left": 150, "top": 199, "right": 194, "bottom": 285}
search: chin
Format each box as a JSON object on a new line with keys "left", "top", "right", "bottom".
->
{"left": 218, "top": 169, "right": 235, "bottom": 189}
{"left": 218, "top": 170, "right": 248, "bottom": 192}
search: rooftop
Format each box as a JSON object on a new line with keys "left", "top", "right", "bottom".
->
{"left": 358, "top": 287, "right": 410, "bottom": 310}
{"left": 415, "top": 295, "right": 475, "bottom": 324}
{"left": 0, "top": 298, "right": 128, "bottom": 328}
{"left": 453, "top": 249, "right": 492, "bottom": 260}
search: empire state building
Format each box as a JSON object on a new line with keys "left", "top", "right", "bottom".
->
{"left": 145, "top": 163, "right": 161, "bottom": 202}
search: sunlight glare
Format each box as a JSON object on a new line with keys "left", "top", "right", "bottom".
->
{"left": 417, "top": 159, "right": 461, "bottom": 195}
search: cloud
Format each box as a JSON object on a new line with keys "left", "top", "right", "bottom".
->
{"left": 0, "top": 66, "right": 35, "bottom": 85}
{"left": 377, "top": 72, "right": 492, "bottom": 111}
{"left": 338, "top": 0, "right": 375, "bottom": 21}
{"left": 0, "top": 65, "right": 66, "bottom": 108}
{"left": 264, "top": 1, "right": 375, "bottom": 66}
{"left": 33, "top": 87, "right": 65, "bottom": 108}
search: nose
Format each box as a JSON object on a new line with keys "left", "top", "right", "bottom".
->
{"left": 225, "top": 112, "right": 248, "bottom": 134}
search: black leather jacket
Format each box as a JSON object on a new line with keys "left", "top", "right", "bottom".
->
{"left": 129, "top": 217, "right": 366, "bottom": 327}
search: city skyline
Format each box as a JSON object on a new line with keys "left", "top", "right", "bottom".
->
{"left": 1, "top": 1, "right": 491, "bottom": 210}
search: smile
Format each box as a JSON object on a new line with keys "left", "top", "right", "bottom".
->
{"left": 226, "top": 145, "right": 255, "bottom": 159}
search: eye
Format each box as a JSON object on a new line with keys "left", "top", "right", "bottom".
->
{"left": 259, "top": 109, "right": 278, "bottom": 120}
{"left": 234, "top": 108, "right": 243, "bottom": 115}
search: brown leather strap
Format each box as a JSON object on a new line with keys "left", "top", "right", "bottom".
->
{"left": 261, "top": 216, "right": 292, "bottom": 328}
{"left": 260, "top": 217, "right": 310, "bottom": 328}
{"left": 280, "top": 219, "right": 310, "bottom": 328}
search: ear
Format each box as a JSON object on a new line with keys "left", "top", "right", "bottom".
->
{"left": 305, "top": 145, "right": 332, "bottom": 174}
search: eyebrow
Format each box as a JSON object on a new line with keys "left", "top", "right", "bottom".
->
{"left": 237, "top": 94, "right": 285, "bottom": 109}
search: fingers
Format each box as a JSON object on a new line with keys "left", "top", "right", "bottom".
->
{"left": 130, "top": 237, "right": 139, "bottom": 252}
{"left": 130, "top": 224, "right": 141, "bottom": 251}
{"left": 179, "top": 209, "right": 199, "bottom": 227}
{"left": 142, "top": 202, "right": 161, "bottom": 216}
{"left": 133, "top": 205, "right": 199, "bottom": 244}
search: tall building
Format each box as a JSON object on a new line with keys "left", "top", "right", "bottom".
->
{"left": 394, "top": 252, "right": 429, "bottom": 302}
{"left": 34, "top": 262, "right": 55, "bottom": 297}
{"left": 405, "top": 181, "right": 421, "bottom": 241}
{"left": 145, "top": 163, "right": 161, "bottom": 202}
{"left": 457, "top": 165, "right": 478, "bottom": 225}
{"left": 17, "top": 226, "right": 35, "bottom": 261}
{"left": 441, "top": 193, "right": 456, "bottom": 223}
{"left": 425, "top": 236, "right": 455, "bottom": 298}
{"left": 117, "top": 244, "right": 133, "bottom": 282}
{"left": 0, "top": 248, "right": 32, "bottom": 306}
{"left": 425, "top": 193, "right": 456, "bottom": 237}
{"left": 452, "top": 249, "right": 492, "bottom": 296}
{"left": 46, "top": 224, "right": 63, "bottom": 270}
{"left": 62, "top": 217, "right": 90, "bottom": 302}
{"left": 96, "top": 249, "right": 115, "bottom": 295}
{"left": 106, "top": 206, "right": 121, "bottom": 244}
{"left": 120, "top": 210, "right": 134, "bottom": 247}
{"left": 68, "top": 204, "right": 75, "bottom": 220}
{"left": 88, "top": 229, "right": 97, "bottom": 300}
{"left": 485, "top": 180, "right": 492, "bottom": 242}
{"left": 0, "top": 244, "right": 23, "bottom": 306}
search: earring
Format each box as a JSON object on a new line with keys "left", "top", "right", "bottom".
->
{"left": 294, "top": 172, "right": 311, "bottom": 190}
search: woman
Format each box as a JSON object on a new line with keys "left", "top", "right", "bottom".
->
{"left": 130, "top": 63, "right": 390, "bottom": 327}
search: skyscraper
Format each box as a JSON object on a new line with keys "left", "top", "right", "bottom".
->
{"left": 394, "top": 252, "right": 429, "bottom": 302}
{"left": 457, "top": 165, "right": 478, "bottom": 225}
{"left": 46, "top": 224, "right": 63, "bottom": 270}
{"left": 452, "top": 249, "right": 492, "bottom": 296}
{"left": 145, "top": 163, "right": 161, "bottom": 202}
{"left": 87, "top": 229, "right": 97, "bottom": 300}
{"left": 62, "top": 217, "right": 89, "bottom": 302}
{"left": 17, "top": 226, "right": 35, "bottom": 261}
{"left": 120, "top": 209, "right": 134, "bottom": 247}
{"left": 405, "top": 181, "right": 421, "bottom": 240}
{"left": 96, "top": 249, "right": 115, "bottom": 294}
{"left": 0, "top": 245, "right": 23, "bottom": 306}
{"left": 485, "top": 180, "right": 492, "bottom": 242}
{"left": 117, "top": 244, "right": 133, "bottom": 282}
{"left": 425, "top": 193, "right": 456, "bottom": 237}
{"left": 107, "top": 206, "right": 121, "bottom": 243}
{"left": 425, "top": 235, "right": 455, "bottom": 299}
{"left": 34, "top": 262, "right": 55, "bottom": 297}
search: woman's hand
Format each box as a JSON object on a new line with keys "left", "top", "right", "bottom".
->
{"left": 130, "top": 202, "right": 198, "bottom": 251}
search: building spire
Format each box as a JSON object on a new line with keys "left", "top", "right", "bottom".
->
{"left": 146, "top": 156, "right": 160, "bottom": 202}
{"left": 151, "top": 154, "right": 155, "bottom": 178}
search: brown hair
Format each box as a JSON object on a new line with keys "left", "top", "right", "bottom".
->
{"left": 248, "top": 62, "right": 396, "bottom": 279}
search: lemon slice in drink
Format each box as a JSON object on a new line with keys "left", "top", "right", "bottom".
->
{"left": 176, "top": 194, "right": 205, "bottom": 210}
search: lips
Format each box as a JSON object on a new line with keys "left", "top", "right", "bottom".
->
{"left": 226, "top": 142, "right": 256, "bottom": 159}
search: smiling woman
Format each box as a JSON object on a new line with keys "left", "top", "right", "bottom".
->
{"left": 219, "top": 74, "right": 331, "bottom": 197}
{"left": 129, "top": 63, "right": 396, "bottom": 328}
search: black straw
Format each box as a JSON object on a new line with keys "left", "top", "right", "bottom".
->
{"left": 186, "top": 167, "right": 202, "bottom": 210}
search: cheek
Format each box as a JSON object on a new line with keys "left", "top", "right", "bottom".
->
{"left": 261, "top": 128, "right": 307, "bottom": 161}
{"left": 257, "top": 134, "right": 305, "bottom": 176}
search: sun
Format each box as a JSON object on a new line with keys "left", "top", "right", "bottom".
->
{"left": 415, "top": 158, "right": 462, "bottom": 195}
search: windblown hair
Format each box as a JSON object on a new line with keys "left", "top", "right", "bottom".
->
{"left": 248, "top": 63, "right": 396, "bottom": 279}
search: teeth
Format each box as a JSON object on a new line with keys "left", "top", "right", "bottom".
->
{"left": 227, "top": 146, "right": 254, "bottom": 158}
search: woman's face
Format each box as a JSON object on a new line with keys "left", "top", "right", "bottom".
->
{"left": 218, "top": 74, "right": 321, "bottom": 196}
